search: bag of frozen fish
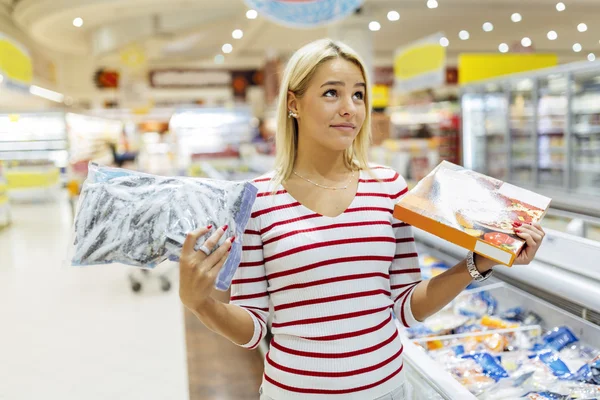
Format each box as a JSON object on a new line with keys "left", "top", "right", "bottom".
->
{"left": 69, "top": 163, "right": 258, "bottom": 291}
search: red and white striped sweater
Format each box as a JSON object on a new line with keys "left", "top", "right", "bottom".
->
{"left": 230, "top": 166, "right": 422, "bottom": 400}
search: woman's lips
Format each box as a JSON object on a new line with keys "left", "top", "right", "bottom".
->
{"left": 330, "top": 124, "right": 356, "bottom": 132}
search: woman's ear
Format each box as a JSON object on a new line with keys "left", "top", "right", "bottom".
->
{"left": 287, "top": 91, "right": 298, "bottom": 114}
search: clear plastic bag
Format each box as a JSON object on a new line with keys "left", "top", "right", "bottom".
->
{"left": 69, "top": 163, "right": 258, "bottom": 290}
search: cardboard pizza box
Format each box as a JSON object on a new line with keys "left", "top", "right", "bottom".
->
{"left": 393, "top": 161, "right": 552, "bottom": 266}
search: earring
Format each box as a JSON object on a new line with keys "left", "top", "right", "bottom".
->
{"left": 288, "top": 110, "right": 297, "bottom": 119}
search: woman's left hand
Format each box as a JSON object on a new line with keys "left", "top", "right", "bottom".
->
{"left": 513, "top": 222, "right": 546, "bottom": 265}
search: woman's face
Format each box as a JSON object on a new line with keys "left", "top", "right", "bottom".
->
{"left": 289, "top": 58, "right": 367, "bottom": 152}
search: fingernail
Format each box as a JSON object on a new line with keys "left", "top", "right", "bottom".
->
{"left": 231, "top": 236, "right": 236, "bottom": 243}
{"left": 222, "top": 224, "right": 228, "bottom": 231}
{"left": 207, "top": 224, "right": 213, "bottom": 229}
{"left": 512, "top": 221, "right": 522, "bottom": 227}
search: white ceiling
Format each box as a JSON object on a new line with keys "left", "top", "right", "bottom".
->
{"left": 9, "top": 0, "right": 600, "bottom": 68}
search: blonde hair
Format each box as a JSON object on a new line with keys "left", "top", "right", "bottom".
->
{"left": 272, "top": 39, "right": 372, "bottom": 190}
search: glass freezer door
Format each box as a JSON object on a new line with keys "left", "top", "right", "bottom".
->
{"left": 570, "top": 70, "right": 600, "bottom": 196}
{"left": 461, "top": 90, "right": 486, "bottom": 174}
{"left": 537, "top": 74, "right": 568, "bottom": 188}
{"left": 509, "top": 79, "right": 536, "bottom": 185}
{"left": 483, "top": 84, "right": 509, "bottom": 181}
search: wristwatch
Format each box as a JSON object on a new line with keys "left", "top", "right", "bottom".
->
{"left": 466, "top": 251, "right": 494, "bottom": 282}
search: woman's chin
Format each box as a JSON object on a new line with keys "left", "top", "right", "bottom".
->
{"left": 325, "top": 137, "right": 356, "bottom": 152}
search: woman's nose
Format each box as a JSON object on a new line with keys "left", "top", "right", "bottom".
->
{"left": 339, "top": 96, "right": 356, "bottom": 116}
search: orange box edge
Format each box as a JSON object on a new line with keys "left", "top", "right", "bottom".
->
{"left": 393, "top": 203, "right": 517, "bottom": 267}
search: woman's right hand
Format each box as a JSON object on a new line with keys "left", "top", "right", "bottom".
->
{"left": 179, "top": 225, "right": 234, "bottom": 313}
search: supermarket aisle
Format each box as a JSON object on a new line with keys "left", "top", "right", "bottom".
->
{"left": 0, "top": 193, "right": 189, "bottom": 400}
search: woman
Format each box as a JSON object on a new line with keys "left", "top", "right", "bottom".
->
{"left": 178, "top": 39, "right": 545, "bottom": 400}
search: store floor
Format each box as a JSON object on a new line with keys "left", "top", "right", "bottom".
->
{"left": 0, "top": 192, "right": 263, "bottom": 400}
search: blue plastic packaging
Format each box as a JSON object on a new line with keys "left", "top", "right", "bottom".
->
{"left": 535, "top": 349, "right": 572, "bottom": 378}
{"left": 522, "top": 392, "right": 567, "bottom": 400}
{"left": 534, "top": 327, "right": 579, "bottom": 352}
{"left": 461, "top": 352, "right": 509, "bottom": 381}
{"left": 500, "top": 307, "right": 525, "bottom": 321}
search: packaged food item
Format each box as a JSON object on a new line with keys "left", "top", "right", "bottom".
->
{"left": 569, "top": 355, "right": 600, "bottom": 384}
{"left": 481, "top": 315, "right": 519, "bottom": 330}
{"left": 535, "top": 350, "right": 572, "bottom": 379}
{"left": 393, "top": 161, "right": 552, "bottom": 266}
{"left": 461, "top": 352, "right": 510, "bottom": 381}
{"left": 420, "top": 311, "right": 470, "bottom": 336}
{"left": 523, "top": 392, "right": 567, "bottom": 400}
{"left": 448, "top": 356, "right": 498, "bottom": 394}
{"left": 522, "top": 311, "right": 543, "bottom": 326}
{"left": 69, "top": 163, "right": 258, "bottom": 290}
{"left": 454, "top": 291, "right": 498, "bottom": 318}
{"left": 559, "top": 345, "right": 600, "bottom": 376}
{"left": 534, "top": 327, "right": 580, "bottom": 352}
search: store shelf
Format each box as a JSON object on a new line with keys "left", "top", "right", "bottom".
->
{"left": 573, "top": 126, "right": 600, "bottom": 136}
{"left": 575, "top": 163, "right": 600, "bottom": 173}
{"left": 539, "top": 164, "right": 565, "bottom": 169}
{"left": 538, "top": 129, "right": 565, "bottom": 135}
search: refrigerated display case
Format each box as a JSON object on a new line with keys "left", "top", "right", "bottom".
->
{"left": 509, "top": 78, "right": 536, "bottom": 186}
{"left": 461, "top": 61, "right": 600, "bottom": 217}
{"left": 0, "top": 161, "right": 10, "bottom": 228}
{"left": 537, "top": 73, "right": 568, "bottom": 188}
{"left": 396, "top": 210, "right": 600, "bottom": 398}
{"left": 571, "top": 71, "right": 600, "bottom": 196}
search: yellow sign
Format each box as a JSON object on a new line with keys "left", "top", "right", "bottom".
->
{"left": 395, "top": 44, "right": 445, "bottom": 80}
{"left": 459, "top": 54, "right": 558, "bottom": 84}
{"left": 394, "top": 33, "right": 446, "bottom": 93}
{"left": 372, "top": 85, "right": 389, "bottom": 108}
{"left": 0, "top": 34, "right": 33, "bottom": 84}
{"left": 5, "top": 168, "right": 60, "bottom": 189}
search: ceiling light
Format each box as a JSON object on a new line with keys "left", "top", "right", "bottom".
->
{"left": 222, "top": 43, "right": 233, "bottom": 53}
{"left": 573, "top": 43, "right": 582, "bottom": 52}
{"left": 427, "top": 0, "right": 438, "bottom": 9}
{"left": 0, "top": 75, "right": 3, "bottom": 84}
{"left": 499, "top": 43, "right": 509, "bottom": 53}
{"left": 29, "top": 85, "right": 64, "bottom": 103}
{"left": 521, "top": 37, "right": 532, "bottom": 47}
{"left": 482, "top": 22, "right": 494, "bottom": 32}
{"left": 556, "top": 2, "right": 566, "bottom": 11}
{"left": 459, "top": 30, "right": 470, "bottom": 40}
{"left": 246, "top": 9, "right": 258, "bottom": 19}
{"left": 232, "top": 29, "right": 243, "bottom": 39}
{"left": 369, "top": 21, "right": 381, "bottom": 31}
{"left": 578, "top": 23, "right": 588, "bottom": 32}
{"left": 214, "top": 55, "right": 224, "bottom": 64}
{"left": 547, "top": 30, "right": 558, "bottom": 40}
{"left": 588, "top": 53, "right": 596, "bottom": 62}
{"left": 439, "top": 37, "right": 449, "bottom": 47}
{"left": 511, "top": 13, "right": 522, "bottom": 22}
{"left": 387, "top": 11, "right": 400, "bottom": 21}
{"left": 73, "top": 17, "right": 83, "bottom": 27}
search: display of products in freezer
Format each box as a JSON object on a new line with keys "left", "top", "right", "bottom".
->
{"left": 419, "top": 253, "right": 478, "bottom": 290}
{"left": 70, "top": 163, "right": 258, "bottom": 291}
{"left": 404, "top": 288, "right": 600, "bottom": 398}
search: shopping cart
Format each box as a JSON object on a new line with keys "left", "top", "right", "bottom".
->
{"left": 127, "top": 263, "right": 177, "bottom": 293}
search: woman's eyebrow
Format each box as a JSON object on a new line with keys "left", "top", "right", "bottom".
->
{"left": 320, "top": 81, "right": 366, "bottom": 88}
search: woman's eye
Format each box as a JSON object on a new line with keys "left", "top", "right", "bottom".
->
{"left": 353, "top": 92, "right": 364, "bottom": 100}
{"left": 323, "top": 89, "right": 337, "bottom": 97}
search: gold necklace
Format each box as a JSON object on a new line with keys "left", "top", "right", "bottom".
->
{"left": 292, "top": 170, "right": 355, "bottom": 190}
